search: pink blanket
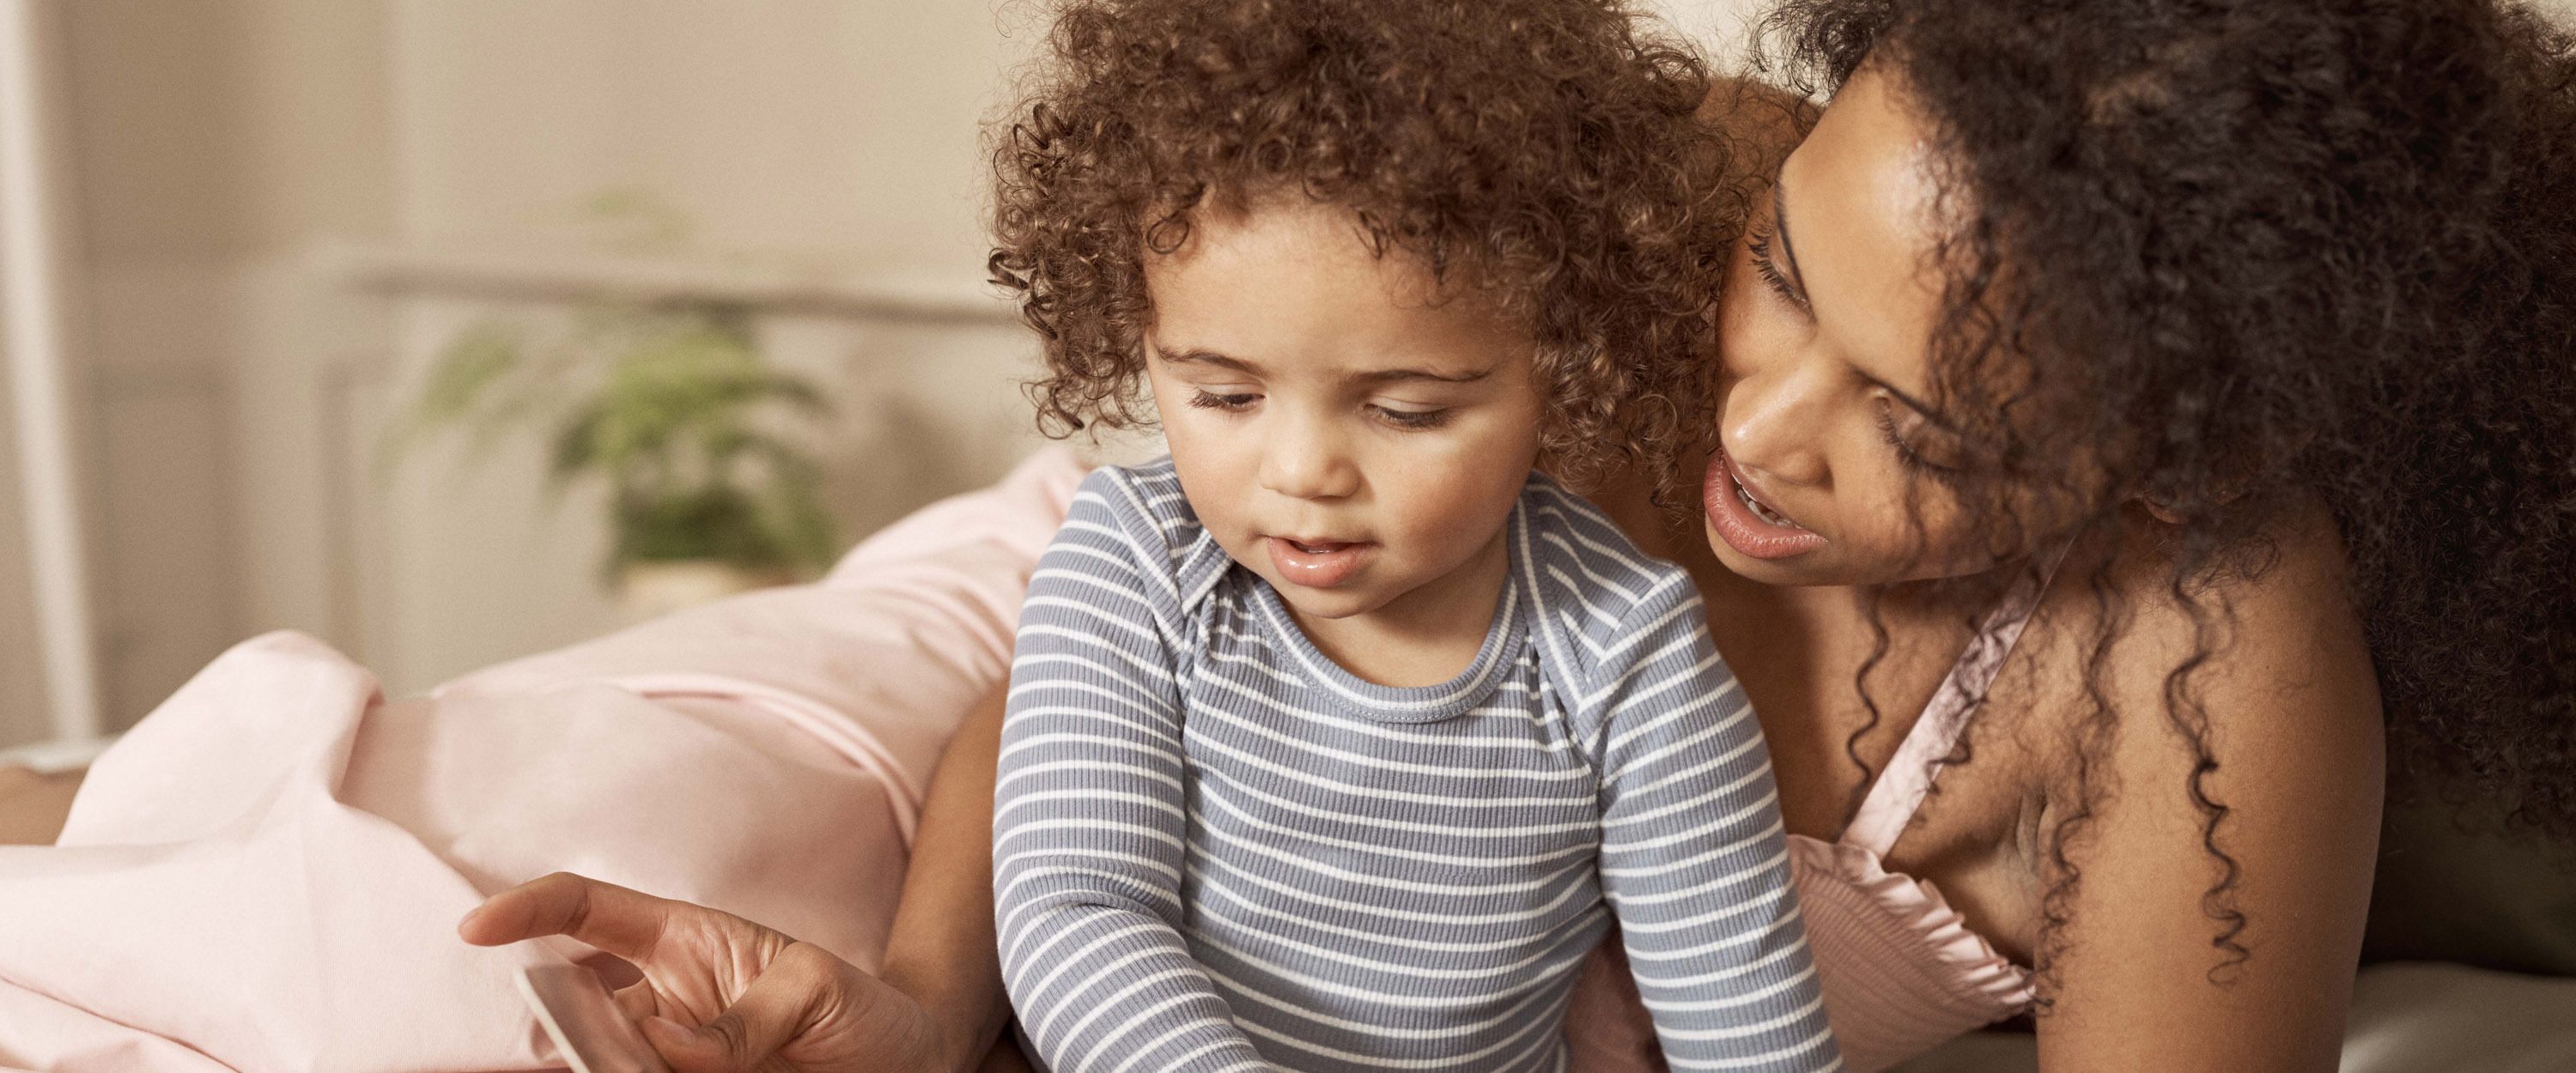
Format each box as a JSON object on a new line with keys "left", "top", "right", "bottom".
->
{"left": 0, "top": 448, "right": 1089, "bottom": 1073}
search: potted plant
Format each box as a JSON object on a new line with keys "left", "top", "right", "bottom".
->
{"left": 391, "top": 297, "right": 841, "bottom": 620}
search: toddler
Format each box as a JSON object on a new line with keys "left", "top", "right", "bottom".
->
{"left": 988, "top": 2, "right": 1838, "bottom": 1070}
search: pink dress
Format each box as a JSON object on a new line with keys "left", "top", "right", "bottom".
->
{"left": 1566, "top": 557, "right": 2059, "bottom": 1073}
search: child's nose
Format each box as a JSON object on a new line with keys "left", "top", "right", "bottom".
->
{"left": 1258, "top": 415, "right": 1360, "bottom": 500}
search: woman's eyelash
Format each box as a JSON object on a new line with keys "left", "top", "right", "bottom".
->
{"left": 1875, "top": 403, "right": 1962, "bottom": 482}
{"left": 1747, "top": 226, "right": 1810, "bottom": 312}
{"left": 1188, "top": 389, "right": 1257, "bottom": 411}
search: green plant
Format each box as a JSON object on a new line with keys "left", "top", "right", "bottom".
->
{"left": 390, "top": 299, "right": 840, "bottom": 581}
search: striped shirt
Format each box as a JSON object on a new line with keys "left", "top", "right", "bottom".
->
{"left": 995, "top": 460, "right": 1838, "bottom": 1073}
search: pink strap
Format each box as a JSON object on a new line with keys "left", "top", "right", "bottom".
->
{"left": 1842, "top": 547, "right": 2067, "bottom": 856}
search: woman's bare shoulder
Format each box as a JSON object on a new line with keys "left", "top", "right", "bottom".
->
{"left": 2010, "top": 505, "right": 2383, "bottom": 1068}
{"left": 2018, "top": 500, "right": 2380, "bottom": 749}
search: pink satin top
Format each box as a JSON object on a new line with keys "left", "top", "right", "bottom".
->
{"left": 1565, "top": 557, "right": 2060, "bottom": 1073}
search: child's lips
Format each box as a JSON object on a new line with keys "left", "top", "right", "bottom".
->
{"left": 1265, "top": 536, "right": 1373, "bottom": 588}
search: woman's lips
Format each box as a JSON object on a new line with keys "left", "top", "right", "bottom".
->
{"left": 1703, "top": 449, "right": 1827, "bottom": 561}
{"left": 1266, "top": 536, "right": 1372, "bottom": 589}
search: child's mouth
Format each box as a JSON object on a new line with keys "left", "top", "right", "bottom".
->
{"left": 1266, "top": 536, "right": 1373, "bottom": 588}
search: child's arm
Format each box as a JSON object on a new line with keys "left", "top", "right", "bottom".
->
{"left": 992, "top": 477, "right": 1271, "bottom": 1073}
{"left": 1590, "top": 573, "right": 1842, "bottom": 1072}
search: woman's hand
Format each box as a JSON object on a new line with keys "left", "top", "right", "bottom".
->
{"left": 460, "top": 871, "right": 966, "bottom": 1073}
{"left": 460, "top": 681, "right": 1024, "bottom": 1071}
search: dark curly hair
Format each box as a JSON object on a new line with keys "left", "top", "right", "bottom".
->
{"left": 987, "top": 0, "right": 1741, "bottom": 491}
{"left": 1763, "top": 0, "right": 2576, "bottom": 994}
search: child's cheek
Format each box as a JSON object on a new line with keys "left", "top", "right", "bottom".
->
{"left": 1388, "top": 422, "right": 1535, "bottom": 565}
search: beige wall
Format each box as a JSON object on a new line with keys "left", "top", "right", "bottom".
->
{"left": 352, "top": 1, "right": 1059, "bottom": 692}
{"left": 50, "top": 0, "right": 396, "bottom": 732}
{"left": 10, "top": 2, "right": 1780, "bottom": 735}
{"left": 387, "top": 0, "right": 1031, "bottom": 266}
{"left": 9, "top": 0, "right": 1756, "bottom": 743}
{"left": 47, "top": 0, "right": 1073, "bottom": 715}
{"left": 9, "top": 0, "right": 2561, "bottom": 743}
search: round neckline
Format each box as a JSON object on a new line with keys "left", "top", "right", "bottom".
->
{"left": 1240, "top": 526, "right": 1528, "bottom": 725}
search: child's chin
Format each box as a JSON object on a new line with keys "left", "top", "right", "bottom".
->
{"left": 1273, "top": 585, "right": 1382, "bottom": 621}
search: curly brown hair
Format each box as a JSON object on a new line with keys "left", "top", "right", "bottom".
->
{"left": 987, "top": 0, "right": 1741, "bottom": 491}
{"left": 1764, "top": 0, "right": 2576, "bottom": 992}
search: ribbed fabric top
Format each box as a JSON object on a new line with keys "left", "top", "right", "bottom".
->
{"left": 994, "top": 460, "right": 1839, "bottom": 1073}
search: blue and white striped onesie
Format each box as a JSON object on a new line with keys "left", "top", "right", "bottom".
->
{"left": 995, "top": 460, "right": 1838, "bottom": 1073}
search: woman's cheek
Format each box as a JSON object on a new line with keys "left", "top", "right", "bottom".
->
{"left": 1838, "top": 470, "right": 1965, "bottom": 573}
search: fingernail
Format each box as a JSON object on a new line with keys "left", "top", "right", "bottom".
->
{"left": 643, "top": 1015, "right": 691, "bottom": 1043}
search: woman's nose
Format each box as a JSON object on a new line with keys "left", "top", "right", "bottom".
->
{"left": 1722, "top": 362, "right": 1832, "bottom": 489}
{"left": 1259, "top": 412, "right": 1361, "bottom": 500}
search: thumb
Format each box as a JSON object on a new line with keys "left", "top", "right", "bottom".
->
{"left": 641, "top": 1015, "right": 763, "bottom": 1073}
{"left": 635, "top": 943, "right": 841, "bottom": 1073}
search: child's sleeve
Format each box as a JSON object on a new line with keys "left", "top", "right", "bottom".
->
{"left": 992, "top": 473, "right": 1272, "bottom": 1073}
{"left": 1588, "top": 573, "right": 1842, "bottom": 1072}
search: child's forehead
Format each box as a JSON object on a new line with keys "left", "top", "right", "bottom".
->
{"left": 1172, "top": 194, "right": 1404, "bottom": 264}
{"left": 1143, "top": 202, "right": 1534, "bottom": 382}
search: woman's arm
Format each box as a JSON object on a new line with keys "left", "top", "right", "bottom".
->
{"left": 879, "top": 681, "right": 1017, "bottom": 1073}
{"left": 2033, "top": 510, "right": 2384, "bottom": 1071}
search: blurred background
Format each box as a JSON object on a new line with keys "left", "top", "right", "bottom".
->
{"left": 0, "top": 0, "right": 1775, "bottom": 753}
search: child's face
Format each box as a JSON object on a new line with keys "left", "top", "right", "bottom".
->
{"left": 1141, "top": 198, "right": 1545, "bottom": 624}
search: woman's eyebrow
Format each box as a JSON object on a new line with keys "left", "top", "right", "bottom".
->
{"left": 1771, "top": 173, "right": 1815, "bottom": 306}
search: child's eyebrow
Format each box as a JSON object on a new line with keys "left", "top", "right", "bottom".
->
{"left": 1352, "top": 365, "right": 1495, "bottom": 385}
{"left": 1157, "top": 345, "right": 1495, "bottom": 385}
{"left": 1157, "top": 347, "right": 1262, "bottom": 375}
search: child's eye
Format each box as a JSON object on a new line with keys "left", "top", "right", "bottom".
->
{"left": 1188, "top": 389, "right": 1259, "bottom": 412}
{"left": 1373, "top": 405, "right": 1452, "bottom": 430}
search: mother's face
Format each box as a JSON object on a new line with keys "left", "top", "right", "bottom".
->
{"left": 1703, "top": 68, "right": 2070, "bottom": 588}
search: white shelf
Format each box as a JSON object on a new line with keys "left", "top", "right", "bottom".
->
{"left": 317, "top": 242, "right": 1021, "bottom": 326}
{"left": 0, "top": 732, "right": 115, "bottom": 773}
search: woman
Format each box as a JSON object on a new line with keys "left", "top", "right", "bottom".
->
{"left": 460, "top": 0, "right": 2576, "bottom": 1069}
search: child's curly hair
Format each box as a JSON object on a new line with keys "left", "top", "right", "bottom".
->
{"left": 987, "top": 0, "right": 1741, "bottom": 491}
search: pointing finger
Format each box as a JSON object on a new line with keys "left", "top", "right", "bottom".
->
{"left": 459, "top": 872, "right": 681, "bottom": 965}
